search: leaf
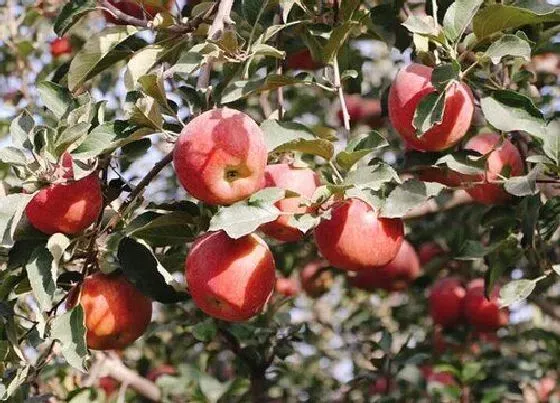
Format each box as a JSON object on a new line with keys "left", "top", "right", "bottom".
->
{"left": 127, "top": 96, "right": 163, "bottom": 130}
{"left": 322, "top": 22, "right": 355, "bottom": 63}
{"left": 124, "top": 45, "right": 165, "bottom": 90}
{"left": 37, "top": 81, "right": 77, "bottom": 119}
{"left": 504, "top": 166, "right": 540, "bottom": 196}
{"left": 499, "top": 276, "right": 546, "bottom": 307}
{"left": 436, "top": 151, "right": 486, "bottom": 175}
{"left": 250, "top": 44, "right": 285, "bottom": 59}
{"left": 336, "top": 131, "right": 388, "bottom": 171}
{"left": 47, "top": 233, "right": 70, "bottom": 272}
{"left": 25, "top": 247, "right": 55, "bottom": 311}
{"left": 473, "top": 4, "right": 560, "bottom": 40}
{"left": 209, "top": 200, "right": 280, "bottom": 239}
{"left": 402, "top": 15, "right": 439, "bottom": 36}
{"left": 128, "top": 211, "right": 198, "bottom": 246}
{"left": 51, "top": 306, "right": 89, "bottom": 371}
{"left": 0, "top": 193, "right": 33, "bottom": 245}
{"left": 117, "top": 237, "right": 189, "bottom": 303}
{"left": 480, "top": 91, "right": 546, "bottom": 138}
{"left": 380, "top": 179, "right": 445, "bottom": 218}
{"left": 53, "top": 0, "right": 97, "bottom": 36}
{"left": 221, "top": 75, "right": 307, "bottom": 103}
{"left": 0, "top": 146, "right": 27, "bottom": 166}
{"left": 484, "top": 34, "right": 531, "bottom": 64}
{"left": 2, "top": 366, "right": 29, "bottom": 399}
{"left": 10, "top": 112, "right": 34, "bottom": 149}
{"left": 68, "top": 26, "right": 141, "bottom": 91}
{"left": 443, "top": 0, "right": 483, "bottom": 42}
{"left": 344, "top": 163, "right": 400, "bottom": 191}
{"left": 55, "top": 122, "right": 91, "bottom": 155}
{"left": 456, "top": 240, "right": 491, "bottom": 260}
{"left": 412, "top": 91, "right": 446, "bottom": 136}
{"left": 431, "top": 62, "right": 461, "bottom": 91}
{"left": 261, "top": 120, "right": 334, "bottom": 159}
{"left": 552, "top": 265, "right": 560, "bottom": 277}
{"left": 543, "top": 120, "right": 560, "bottom": 166}
{"left": 192, "top": 319, "right": 217, "bottom": 342}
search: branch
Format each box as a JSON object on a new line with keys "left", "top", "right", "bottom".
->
{"left": 98, "top": 0, "right": 149, "bottom": 26}
{"left": 333, "top": 58, "right": 350, "bottom": 133}
{"left": 197, "top": 0, "right": 235, "bottom": 90}
{"left": 531, "top": 296, "right": 560, "bottom": 321}
{"left": 404, "top": 190, "right": 473, "bottom": 219}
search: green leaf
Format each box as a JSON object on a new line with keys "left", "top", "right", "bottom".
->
{"left": 250, "top": 44, "right": 285, "bottom": 59}
{"left": 47, "top": 233, "right": 70, "bottom": 272}
{"left": 504, "top": 166, "right": 540, "bottom": 196}
{"left": 25, "top": 247, "right": 55, "bottom": 311}
{"left": 443, "top": 0, "right": 483, "bottom": 42}
{"left": 53, "top": 0, "right": 97, "bottom": 36}
{"left": 37, "top": 81, "right": 77, "bottom": 119}
{"left": 543, "top": 120, "right": 560, "bottom": 166}
{"left": 412, "top": 92, "right": 446, "bottom": 136}
{"left": 436, "top": 151, "right": 486, "bottom": 175}
{"left": 117, "top": 237, "right": 189, "bottom": 303}
{"left": 2, "top": 366, "right": 29, "bottom": 399}
{"left": 456, "top": 240, "right": 490, "bottom": 260}
{"left": 192, "top": 319, "right": 217, "bottom": 342}
{"left": 499, "top": 276, "right": 546, "bottom": 307}
{"left": 51, "top": 306, "right": 89, "bottom": 371}
{"left": 484, "top": 33, "right": 531, "bottom": 64}
{"left": 209, "top": 199, "right": 281, "bottom": 239}
{"left": 127, "top": 96, "right": 163, "bottom": 130}
{"left": 336, "top": 131, "right": 388, "bottom": 171}
{"left": 380, "top": 179, "right": 445, "bottom": 218}
{"left": 432, "top": 63, "right": 461, "bottom": 91}
{"left": 0, "top": 146, "right": 28, "bottom": 166}
{"left": 322, "top": 22, "right": 355, "bottom": 64}
{"left": 261, "top": 120, "right": 334, "bottom": 159}
{"left": 55, "top": 122, "right": 91, "bottom": 156}
{"left": 124, "top": 45, "right": 165, "bottom": 91}
{"left": 480, "top": 90, "right": 546, "bottom": 138}
{"left": 402, "top": 15, "right": 440, "bottom": 36}
{"left": 473, "top": 4, "right": 560, "bottom": 40}
{"left": 221, "top": 74, "right": 308, "bottom": 103}
{"left": 0, "top": 193, "right": 33, "bottom": 245}
{"left": 344, "top": 163, "right": 400, "bottom": 191}
{"left": 10, "top": 112, "right": 34, "bottom": 149}
{"left": 68, "top": 26, "right": 141, "bottom": 91}
{"left": 128, "top": 211, "right": 198, "bottom": 246}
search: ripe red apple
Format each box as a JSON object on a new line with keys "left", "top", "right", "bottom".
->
{"left": 300, "top": 259, "right": 332, "bottom": 298}
{"left": 173, "top": 107, "right": 267, "bottom": 205}
{"left": 185, "top": 231, "right": 276, "bottom": 321}
{"left": 463, "top": 278, "right": 509, "bottom": 331}
{"left": 146, "top": 364, "right": 176, "bottom": 381}
{"left": 98, "top": 376, "right": 119, "bottom": 396}
{"left": 429, "top": 277, "right": 466, "bottom": 328}
{"left": 314, "top": 198, "right": 404, "bottom": 271}
{"left": 50, "top": 37, "right": 72, "bottom": 57}
{"left": 348, "top": 240, "right": 420, "bottom": 292}
{"left": 388, "top": 63, "right": 474, "bottom": 152}
{"left": 462, "top": 133, "right": 524, "bottom": 204}
{"left": 260, "top": 164, "right": 320, "bottom": 242}
{"left": 369, "top": 376, "right": 393, "bottom": 395}
{"left": 338, "top": 95, "right": 383, "bottom": 128}
{"left": 25, "top": 156, "right": 103, "bottom": 234}
{"left": 416, "top": 166, "right": 464, "bottom": 187}
{"left": 103, "top": 0, "right": 172, "bottom": 24}
{"left": 417, "top": 242, "right": 445, "bottom": 266}
{"left": 285, "top": 49, "right": 322, "bottom": 70}
{"left": 275, "top": 277, "right": 300, "bottom": 297}
{"left": 70, "top": 273, "right": 153, "bottom": 350}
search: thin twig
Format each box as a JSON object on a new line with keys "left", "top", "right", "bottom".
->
{"left": 333, "top": 58, "right": 350, "bottom": 132}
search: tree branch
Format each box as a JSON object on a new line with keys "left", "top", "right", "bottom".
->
{"left": 333, "top": 58, "right": 350, "bottom": 133}
{"left": 98, "top": 0, "right": 149, "bottom": 26}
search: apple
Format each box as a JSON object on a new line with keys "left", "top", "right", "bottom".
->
{"left": 300, "top": 259, "right": 332, "bottom": 298}
{"left": 71, "top": 273, "right": 153, "bottom": 350}
{"left": 369, "top": 376, "right": 393, "bottom": 395}
{"left": 388, "top": 63, "right": 474, "bottom": 152}
{"left": 314, "top": 198, "right": 404, "bottom": 271}
{"left": 185, "top": 231, "right": 276, "bottom": 321}
{"left": 462, "top": 133, "right": 524, "bottom": 204}
{"left": 275, "top": 277, "right": 300, "bottom": 297}
{"left": 348, "top": 240, "right": 420, "bottom": 291}
{"left": 416, "top": 166, "right": 464, "bottom": 188}
{"left": 429, "top": 277, "right": 466, "bottom": 328}
{"left": 285, "top": 49, "right": 322, "bottom": 70}
{"left": 463, "top": 278, "right": 509, "bottom": 331}
{"left": 417, "top": 242, "right": 445, "bottom": 266}
{"left": 103, "top": 0, "right": 172, "bottom": 24}
{"left": 25, "top": 155, "right": 103, "bottom": 234}
{"left": 260, "top": 164, "right": 320, "bottom": 242}
{"left": 98, "top": 376, "right": 119, "bottom": 396}
{"left": 146, "top": 364, "right": 176, "bottom": 381}
{"left": 173, "top": 107, "right": 267, "bottom": 205}
{"left": 50, "top": 37, "right": 72, "bottom": 57}
{"left": 536, "top": 376, "right": 557, "bottom": 402}
{"left": 338, "top": 95, "right": 383, "bottom": 128}
{"left": 421, "top": 365, "right": 455, "bottom": 386}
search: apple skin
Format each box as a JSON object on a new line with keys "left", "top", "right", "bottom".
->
{"left": 369, "top": 377, "right": 393, "bottom": 395}
{"left": 463, "top": 278, "right": 509, "bottom": 332}
{"left": 417, "top": 166, "right": 464, "bottom": 188}
{"left": 388, "top": 63, "right": 474, "bottom": 152}
{"left": 300, "top": 259, "right": 332, "bottom": 298}
{"left": 260, "top": 164, "right": 320, "bottom": 242}
{"left": 25, "top": 172, "right": 103, "bottom": 235}
{"left": 429, "top": 277, "right": 466, "bottom": 328}
{"left": 185, "top": 231, "right": 276, "bottom": 322}
{"left": 50, "top": 37, "right": 72, "bottom": 57}
{"left": 338, "top": 95, "right": 383, "bottom": 128}
{"left": 70, "top": 273, "right": 153, "bottom": 351}
{"left": 314, "top": 198, "right": 404, "bottom": 271}
{"left": 275, "top": 277, "right": 300, "bottom": 297}
{"left": 173, "top": 107, "right": 267, "bottom": 205}
{"left": 103, "top": 0, "right": 172, "bottom": 24}
{"left": 348, "top": 240, "right": 420, "bottom": 292}
{"left": 98, "top": 376, "right": 119, "bottom": 396}
{"left": 285, "top": 49, "right": 322, "bottom": 70}
{"left": 463, "top": 133, "right": 524, "bottom": 204}
{"left": 418, "top": 242, "right": 445, "bottom": 266}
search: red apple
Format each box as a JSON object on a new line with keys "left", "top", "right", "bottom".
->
{"left": 71, "top": 273, "right": 153, "bottom": 350}
{"left": 275, "top": 277, "right": 300, "bottom": 297}
{"left": 463, "top": 278, "right": 509, "bottom": 331}
{"left": 103, "top": 0, "right": 172, "bottom": 24}
{"left": 185, "top": 231, "right": 276, "bottom": 321}
{"left": 260, "top": 164, "right": 320, "bottom": 242}
{"left": 50, "top": 37, "right": 72, "bottom": 57}
{"left": 388, "top": 63, "right": 474, "bottom": 152}
{"left": 338, "top": 95, "right": 383, "bottom": 128}
{"left": 173, "top": 107, "right": 267, "bottom": 205}
{"left": 300, "top": 259, "right": 332, "bottom": 298}
{"left": 25, "top": 156, "right": 103, "bottom": 234}
{"left": 463, "top": 133, "right": 524, "bottom": 204}
{"left": 369, "top": 376, "right": 393, "bottom": 395}
{"left": 418, "top": 242, "right": 445, "bottom": 266}
{"left": 98, "top": 376, "right": 119, "bottom": 396}
{"left": 421, "top": 365, "right": 456, "bottom": 386}
{"left": 285, "top": 49, "right": 322, "bottom": 70}
{"left": 146, "top": 364, "right": 176, "bottom": 381}
{"left": 416, "top": 166, "right": 464, "bottom": 188}
{"left": 429, "top": 277, "right": 466, "bottom": 328}
{"left": 348, "top": 240, "right": 420, "bottom": 291}
{"left": 314, "top": 198, "right": 404, "bottom": 271}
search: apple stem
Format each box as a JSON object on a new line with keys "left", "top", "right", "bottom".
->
{"left": 333, "top": 58, "right": 351, "bottom": 132}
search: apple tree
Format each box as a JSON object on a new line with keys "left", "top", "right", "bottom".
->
{"left": 1, "top": 0, "right": 560, "bottom": 401}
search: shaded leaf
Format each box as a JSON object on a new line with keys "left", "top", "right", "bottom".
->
{"left": 51, "top": 306, "right": 89, "bottom": 371}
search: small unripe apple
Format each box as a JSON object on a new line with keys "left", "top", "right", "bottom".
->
{"left": 348, "top": 240, "right": 420, "bottom": 291}
{"left": 314, "top": 198, "right": 404, "bottom": 271}
{"left": 338, "top": 95, "right": 383, "bottom": 128}
{"left": 25, "top": 166, "right": 103, "bottom": 235}
{"left": 186, "top": 231, "right": 276, "bottom": 321}
{"left": 463, "top": 133, "right": 524, "bottom": 204}
{"left": 285, "top": 49, "right": 322, "bottom": 70}
{"left": 429, "top": 277, "right": 466, "bottom": 328}
{"left": 463, "top": 278, "right": 509, "bottom": 331}
{"left": 103, "top": 0, "right": 172, "bottom": 24}
{"left": 71, "top": 273, "right": 153, "bottom": 350}
{"left": 260, "top": 164, "right": 320, "bottom": 242}
{"left": 50, "top": 37, "right": 72, "bottom": 57}
{"left": 388, "top": 63, "right": 474, "bottom": 152}
{"left": 300, "top": 259, "right": 332, "bottom": 298}
{"left": 417, "top": 242, "right": 445, "bottom": 266}
{"left": 173, "top": 107, "right": 267, "bottom": 205}
{"left": 275, "top": 277, "right": 300, "bottom": 297}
